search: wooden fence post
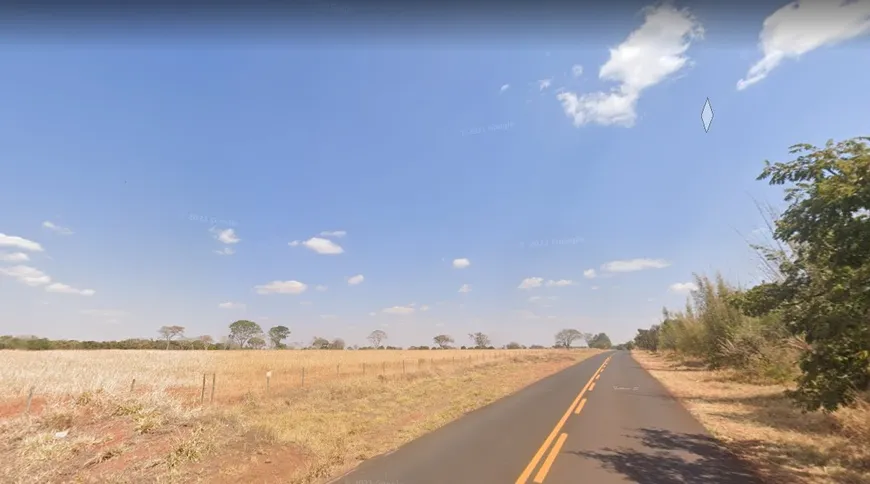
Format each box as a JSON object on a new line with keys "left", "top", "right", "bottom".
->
{"left": 130, "top": 379, "right": 136, "bottom": 393}
{"left": 210, "top": 373, "right": 216, "bottom": 404}
{"left": 266, "top": 371, "right": 272, "bottom": 395}
{"left": 24, "top": 386, "right": 35, "bottom": 416}
{"left": 200, "top": 374, "right": 207, "bottom": 405}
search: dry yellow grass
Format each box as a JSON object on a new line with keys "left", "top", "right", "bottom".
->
{"left": 0, "top": 348, "right": 599, "bottom": 483}
{"left": 632, "top": 351, "right": 870, "bottom": 484}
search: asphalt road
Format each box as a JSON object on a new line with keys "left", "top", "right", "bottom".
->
{"left": 328, "top": 350, "right": 761, "bottom": 484}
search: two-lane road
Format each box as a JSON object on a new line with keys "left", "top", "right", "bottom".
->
{"left": 329, "top": 351, "right": 761, "bottom": 484}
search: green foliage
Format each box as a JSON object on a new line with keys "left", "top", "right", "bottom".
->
{"left": 267, "top": 325, "right": 291, "bottom": 349}
{"left": 228, "top": 320, "right": 263, "bottom": 349}
{"left": 433, "top": 334, "right": 454, "bottom": 349}
{"left": 587, "top": 333, "right": 613, "bottom": 349}
{"left": 744, "top": 137, "right": 870, "bottom": 412}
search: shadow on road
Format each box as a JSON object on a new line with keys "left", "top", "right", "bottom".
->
{"left": 569, "top": 428, "right": 761, "bottom": 484}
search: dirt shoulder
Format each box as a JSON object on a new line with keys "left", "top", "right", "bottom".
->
{"left": 632, "top": 351, "right": 870, "bottom": 484}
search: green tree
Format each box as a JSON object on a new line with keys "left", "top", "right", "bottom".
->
{"left": 248, "top": 337, "right": 266, "bottom": 349}
{"left": 554, "top": 329, "right": 583, "bottom": 349}
{"left": 587, "top": 333, "right": 613, "bottom": 349}
{"left": 633, "top": 326, "right": 660, "bottom": 351}
{"left": 329, "top": 338, "right": 346, "bottom": 350}
{"left": 738, "top": 137, "right": 870, "bottom": 412}
{"left": 433, "top": 334, "right": 454, "bottom": 349}
{"left": 268, "top": 325, "right": 291, "bottom": 349}
{"left": 228, "top": 320, "right": 263, "bottom": 349}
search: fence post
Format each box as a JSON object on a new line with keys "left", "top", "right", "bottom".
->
{"left": 211, "top": 373, "right": 216, "bottom": 404}
{"left": 266, "top": 371, "right": 272, "bottom": 395}
{"left": 24, "top": 386, "right": 35, "bottom": 416}
{"left": 301, "top": 367, "right": 305, "bottom": 387}
{"left": 200, "top": 374, "right": 207, "bottom": 405}
{"left": 402, "top": 360, "right": 405, "bottom": 374}
{"left": 337, "top": 364, "right": 340, "bottom": 377}
{"left": 382, "top": 362, "right": 385, "bottom": 375}
{"left": 130, "top": 378, "right": 136, "bottom": 393}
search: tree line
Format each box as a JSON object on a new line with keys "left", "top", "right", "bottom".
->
{"left": 1, "top": 321, "right": 613, "bottom": 351}
{"left": 629, "top": 136, "right": 870, "bottom": 413}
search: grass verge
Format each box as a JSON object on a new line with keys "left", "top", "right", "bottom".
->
{"left": 632, "top": 351, "right": 870, "bottom": 484}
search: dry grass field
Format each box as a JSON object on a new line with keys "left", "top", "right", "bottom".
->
{"left": 632, "top": 351, "right": 870, "bottom": 484}
{"left": 0, "top": 348, "right": 600, "bottom": 483}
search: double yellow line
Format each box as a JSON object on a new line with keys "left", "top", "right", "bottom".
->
{"left": 515, "top": 354, "right": 612, "bottom": 484}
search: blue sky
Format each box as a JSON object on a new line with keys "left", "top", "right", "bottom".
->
{"left": 2, "top": 1, "right": 870, "bottom": 347}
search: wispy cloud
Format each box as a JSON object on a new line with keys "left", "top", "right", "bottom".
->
{"left": 319, "top": 230, "right": 347, "bottom": 238}
{"left": 290, "top": 237, "right": 344, "bottom": 255}
{"left": 45, "top": 283, "right": 95, "bottom": 296}
{"left": 669, "top": 282, "right": 699, "bottom": 293}
{"left": 452, "top": 258, "right": 471, "bottom": 269}
{"left": 601, "top": 258, "right": 671, "bottom": 273}
{"left": 211, "top": 227, "right": 240, "bottom": 244}
{"left": 583, "top": 269, "right": 597, "bottom": 279}
{"left": 254, "top": 280, "right": 308, "bottom": 295}
{"left": 500, "top": 84, "right": 510, "bottom": 93}
{"left": 383, "top": 305, "right": 415, "bottom": 315}
{"left": 459, "top": 284, "right": 472, "bottom": 293}
{"left": 546, "top": 279, "right": 576, "bottom": 287}
{"left": 347, "top": 274, "right": 365, "bottom": 285}
{"left": 218, "top": 301, "right": 246, "bottom": 309}
{"left": 518, "top": 277, "right": 544, "bottom": 290}
{"left": 0, "top": 252, "right": 29, "bottom": 262}
{"left": 42, "top": 221, "right": 74, "bottom": 235}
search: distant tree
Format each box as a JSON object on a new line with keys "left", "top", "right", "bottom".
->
{"left": 158, "top": 325, "right": 185, "bottom": 350}
{"left": 506, "top": 341, "right": 522, "bottom": 350}
{"left": 368, "top": 330, "right": 387, "bottom": 348}
{"left": 554, "top": 329, "right": 583, "bottom": 349}
{"left": 198, "top": 335, "right": 214, "bottom": 350}
{"left": 433, "top": 334, "right": 454, "bottom": 349}
{"left": 633, "top": 326, "right": 660, "bottom": 351}
{"left": 248, "top": 337, "right": 266, "bottom": 350}
{"left": 329, "top": 338, "right": 346, "bottom": 350}
{"left": 587, "top": 333, "right": 613, "bottom": 349}
{"left": 228, "top": 320, "right": 263, "bottom": 349}
{"left": 268, "top": 325, "right": 291, "bottom": 349}
{"left": 470, "top": 332, "right": 490, "bottom": 348}
{"left": 311, "top": 336, "right": 330, "bottom": 349}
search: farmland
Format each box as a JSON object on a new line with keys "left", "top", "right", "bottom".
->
{"left": 0, "top": 348, "right": 600, "bottom": 483}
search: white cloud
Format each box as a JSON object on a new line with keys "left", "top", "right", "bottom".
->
{"left": 452, "top": 258, "right": 471, "bottom": 269}
{"left": 583, "top": 269, "right": 597, "bottom": 279}
{"left": 538, "top": 78, "right": 552, "bottom": 91}
{"left": 0, "top": 252, "right": 29, "bottom": 262}
{"left": 557, "top": 4, "right": 703, "bottom": 127}
{"left": 45, "top": 283, "right": 95, "bottom": 296}
{"left": 546, "top": 279, "right": 576, "bottom": 287}
{"left": 0, "top": 265, "right": 51, "bottom": 286}
{"left": 42, "top": 221, "right": 74, "bottom": 235}
{"left": 529, "top": 296, "right": 557, "bottom": 303}
{"left": 315, "top": 285, "right": 328, "bottom": 291}
{"left": 211, "top": 227, "right": 240, "bottom": 244}
{"left": 669, "top": 282, "right": 699, "bottom": 293}
{"left": 518, "top": 277, "right": 544, "bottom": 290}
{"left": 591, "top": 286, "right": 600, "bottom": 290}
{"left": 458, "top": 284, "right": 472, "bottom": 293}
{"left": 347, "top": 274, "right": 365, "bottom": 285}
{"left": 572, "top": 64, "right": 584, "bottom": 77}
{"left": 218, "top": 301, "right": 246, "bottom": 309}
{"left": 293, "top": 237, "right": 344, "bottom": 255}
{"left": 0, "top": 233, "right": 44, "bottom": 252}
{"left": 601, "top": 258, "right": 671, "bottom": 272}
{"left": 500, "top": 84, "right": 510, "bottom": 93}
{"left": 214, "top": 247, "right": 235, "bottom": 256}
{"left": 420, "top": 305, "right": 430, "bottom": 311}
{"left": 318, "top": 230, "right": 347, "bottom": 238}
{"left": 254, "top": 280, "right": 308, "bottom": 295}
{"left": 737, "top": 0, "right": 870, "bottom": 90}
{"left": 383, "top": 305, "right": 415, "bottom": 315}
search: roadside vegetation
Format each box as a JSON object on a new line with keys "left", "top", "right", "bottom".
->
{"left": 630, "top": 136, "right": 870, "bottom": 483}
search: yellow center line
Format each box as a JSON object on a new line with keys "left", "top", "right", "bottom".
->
{"left": 533, "top": 433, "right": 568, "bottom": 483}
{"left": 514, "top": 355, "right": 611, "bottom": 484}
{"left": 573, "top": 397, "right": 588, "bottom": 415}
{"left": 588, "top": 382, "right": 596, "bottom": 392}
